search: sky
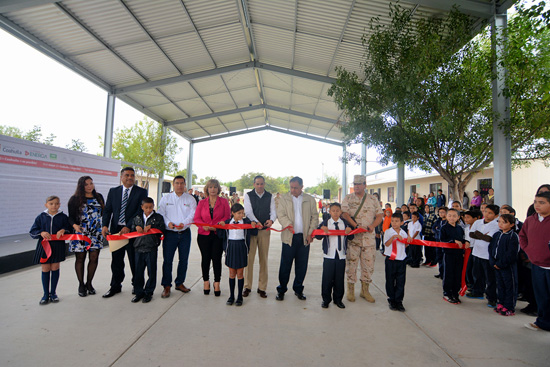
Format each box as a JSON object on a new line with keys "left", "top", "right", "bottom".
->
{"left": 0, "top": 28, "right": 387, "bottom": 186}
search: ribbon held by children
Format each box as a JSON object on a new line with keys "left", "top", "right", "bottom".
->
{"left": 41, "top": 234, "right": 92, "bottom": 263}
{"left": 390, "top": 238, "right": 472, "bottom": 296}
{"left": 106, "top": 229, "right": 164, "bottom": 252}
{"left": 192, "top": 222, "right": 295, "bottom": 233}
{"left": 310, "top": 227, "right": 368, "bottom": 237}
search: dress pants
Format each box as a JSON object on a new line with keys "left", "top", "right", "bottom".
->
{"left": 161, "top": 229, "right": 191, "bottom": 287}
{"left": 408, "top": 243, "right": 423, "bottom": 266}
{"left": 532, "top": 265, "right": 550, "bottom": 330}
{"left": 385, "top": 257, "right": 406, "bottom": 303}
{"left": 495, "top": 264, "right": 517, "bottom": 311}
{"left": 244, "top": 229, "right": 270, "bottom": 291}
{"left": 277, "top": 234, "right": 310, "bottom": 294}
{"left": 110, "top": 225, "right": 136, "bottom": 290}
{"left": 443, "top": 249, "right": 463, "bottom": 299}
{"left": 197, "top": 232, "right": 223, "bottom": 282}
{"left": 423, "top": 236, "right": 437, "bottom": 264}
{"left": 472, "top": 256, "right": 497, "bottom": 302}
{"left": 321, "top": 252, "right": 345, "bottom": 304}
{"left": 134, "top": 249, "right": 157, "bottom": 296}
{"left": 436, "top": 248, "right": 445, "bottom": 277}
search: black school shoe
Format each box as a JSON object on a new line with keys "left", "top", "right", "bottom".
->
{"left": 142, "top": 295, "right": 152, "bottom": 303}
{"left": 226, "top": 297, "right": 235, "bottom": 305}
{"left": 395, "top": 302, "right": 406, "bottom": 312}
{"left": 388, "top": 300, "right": 397, "bottom": 311}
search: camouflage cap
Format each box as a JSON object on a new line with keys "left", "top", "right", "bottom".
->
{"left": 353, "top": 175, "right": 366, "bottom": 184}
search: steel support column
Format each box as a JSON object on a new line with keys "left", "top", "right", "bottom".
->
{"left": 342, "top": 144, "right": 348, "bottom": 196}
{"left": 103, "top": 93, "right": 115, "bottom": 158}
{"left": 361, "top": 142, "right": 367, "bottom": 176}
{"left": 186, "top": 141, "right": 194, "bottom": 190}
{"left": 157, "top": 125, "right": 167, "bottom": 205}
{"left": 491, "top": 12, "right": 512, "bottom": 206}
{"left": 396, "top": 163, "right": 405, "bottom": 206}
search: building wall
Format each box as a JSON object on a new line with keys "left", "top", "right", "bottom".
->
{"left": 363, "top": 161, "right": 549, "bottom": 220}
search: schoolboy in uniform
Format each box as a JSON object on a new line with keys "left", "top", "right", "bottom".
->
{"left": 131, "top": 197, "right": 165, "bottom": 303}
{"left": 407, "top": 212, "right": 423, "bottom": 267}
{"left": 316, "top": 203, "right": 354, "bottom": 309}
{"left": 384, "top": 213, "right": 408, "bottom": 311}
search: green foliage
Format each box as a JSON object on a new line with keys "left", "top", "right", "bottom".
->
{"left": 0, "top": 124, "right": 56, "bottom": 145}
{"left": 173, "top": 168, "right": 198, "bottom": 185}
{"left": 304, "top": 175, "right": 341, "bottom": 198}
{"left": 328, "top": 2, "right": 550, "bottom": 199}
{"left": 110, "top": 117, "right": 181, "bottom": 185}
{"left": 232, "top": 172, "right": 291, "bottom": 194}
{"left": 66, "top": 139, "right": 87, "bottom": 152}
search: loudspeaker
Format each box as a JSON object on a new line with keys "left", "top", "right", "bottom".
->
{"left": 323, "top": 189, "right": 331, "bottom": 199}
{"left": 230, "top": 186, "right": 237, "bottom": 195}
{"left": 162, "top": 182, "right": 171, "bottom": 193}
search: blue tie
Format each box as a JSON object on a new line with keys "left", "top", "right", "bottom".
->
{"left": 119, "top": 188, "right": 129, "bottom": 225}
{"left": 334, "top": 222, "right": 342, "bottom": 251}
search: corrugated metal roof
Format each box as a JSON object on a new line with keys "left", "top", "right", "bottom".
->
{"left": 1, "top": 0, "right": 503, "bottom": 143}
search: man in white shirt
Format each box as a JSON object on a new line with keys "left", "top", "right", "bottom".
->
{"left": 275, "top": 177, "right": 319, "bottom": 301}
{"left": 158, "top": 176, "right": 197, "bottom": 298}
{"left": 242, "top": 175, "right": 277, "bottom": 298}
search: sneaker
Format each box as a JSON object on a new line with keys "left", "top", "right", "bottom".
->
{"left": 466, "top": 292, "right": 484, "bottom": 299}
{"left": 443, "top": 296, "right": 458, "bottom": 304}
{"left": 524, "top": 323, "right": 540, "bottom": 331}
{"left": 487, "top": 301, "right": 497, "bottom": 308}
{"left": 453, "top": 297, "right": 462, "bottom": 304}
{"left": 422, "top": 262, "right": 431, "bottom": 267}
{"left": 495, "top": 304, "right": 503, "bottom": 313}
{"left": 500, "top": 308, "right": 515, "bottom": 316}
{"left": 429, "top": 263, "right": 438, "bottom": 267}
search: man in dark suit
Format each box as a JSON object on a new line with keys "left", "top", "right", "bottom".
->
{"left": 101, "top": 167, "right": 148, "bottom": 298}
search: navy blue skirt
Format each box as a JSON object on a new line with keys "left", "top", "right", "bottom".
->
{"left": 33, "top": 240, "right": 66, "bottom": 264}
{"left": 225, "top": 239, "right": 248, "bottom": 269}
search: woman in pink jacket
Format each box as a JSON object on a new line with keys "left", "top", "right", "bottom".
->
{"left": 194, "top": 179, "right": 230, "bottom": 296}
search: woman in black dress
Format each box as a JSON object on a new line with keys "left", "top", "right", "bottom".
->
{"left": 68, "top": 176, "right": 104, "bottom": 297}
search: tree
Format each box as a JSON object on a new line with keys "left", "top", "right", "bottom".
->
{"left": 0, "top": 124, "right": 56, "bottom": 145}
{"left": 109, "top": 117, "right": 181, "bottom": 187}
{"left": 328, "top": 3, "right": 550, "bottom": 201}
{"left": 232, "top": 172, "right": 290, "bottom": 194}
{"left": 305, "top": 175, "right": 341, "bottom": 199}
{"left": 66, "top": 139, "right": 87, "bottom": 152}
{"left": 173, "top": 168, "right": 197, "bottom": 186}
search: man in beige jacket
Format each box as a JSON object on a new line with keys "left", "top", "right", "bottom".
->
{"left": 275, "top": 177, "right": 319, "bottom": 301}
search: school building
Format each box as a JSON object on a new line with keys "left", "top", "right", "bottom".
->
{"left": 361, "top": 160, "right": 550, "bottom": 219}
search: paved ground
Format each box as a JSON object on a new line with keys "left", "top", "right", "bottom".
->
{"left": 1, "top": 225, "right": 548, "bottom": 367}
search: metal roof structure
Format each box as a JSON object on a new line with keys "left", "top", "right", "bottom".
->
{"left": 0, "top": 0, "right": 517, "bottom": 146}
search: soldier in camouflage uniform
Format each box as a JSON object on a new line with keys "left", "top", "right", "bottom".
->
{"left": 341, "top": 175, "right": 384, "bottom": 303}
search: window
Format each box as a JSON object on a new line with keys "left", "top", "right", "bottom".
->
{"left": 369, "top": 189, "right": 374, "bottom": 195}
{"left": 388, "top": 187, "right": 395, "bottom": 202}
{"left": 429, "top": 183, "right": 442, "bottom": 195}
{"left": 478, "top": 178, "right": 493, "bottom": 197}
{"left": 410, "top": 185, "right": 416, "bottom": 195}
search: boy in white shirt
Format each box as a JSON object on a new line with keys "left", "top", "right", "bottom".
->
{"left": 384, "top": 213, "right": 409, "bottom": 311}
{"left": 407, "top": 212, "right": 423, "bottom": 268}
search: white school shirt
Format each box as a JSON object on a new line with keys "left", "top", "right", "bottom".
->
{"left": 407, "top": 220, "right": 422, "bottom": 239}
{"left": 384, "top": 227, "right": 408, "bottom": 260}
{"left": 292, "top": 194, "right": 304, "bottom": 234}
{"left": 227, "top": 219, "right": 245, "bottom": 240}
{"left": 464, "top": 224, "right": 472, "bottom": 245}
{"left": 158, "top": 192, "right": 197, "bottom": 231}
{"left": 470, "top": 218, "right": 500, "bottom": 260}
{"left": 142, "top": 211, "right": 153, "bottom": 224}
{"left": 324, "top": 218, "right": 346, "bottom": 260}
{"left": 243, "top": 190, "right": 277, "bottom": 223}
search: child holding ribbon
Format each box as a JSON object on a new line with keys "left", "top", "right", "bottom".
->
{"left": 217, "top": 203, "right": 258, "bottom": 306}
{"left": 383, "top": 212, "right": 408, "bottom": 312}
{"left": 29, "top": 195, "right": 72, "bottom": 305}
{"left": 440, "top": 208, "right": 468, "bottom": 304}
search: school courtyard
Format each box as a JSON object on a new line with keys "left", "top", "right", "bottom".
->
{"left": 1, "top": 225, "right": 548, "bottom": 367}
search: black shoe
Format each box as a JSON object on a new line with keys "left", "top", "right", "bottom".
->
{"left": 142, "top": 295, "right": 152, "bottom": 303}
{"left": 214, "top": 290, "right": 221, "bottom": 297}
{"left": 276, "top": 292, "right": 285, "bottom": 301}
{"left": 294, "top": 292, "right": 306, "bottom": 300}
{"left": 131, "top": 295, "right": 144, "bottom": 303}
{"left": 39, "top": 294, "right": 49, "bottom": 305}
{"left": 49, "top": 294, "right": 59, "bottom": 303}
{"left": 520, "top": 305, "right": 538, "bottom": 317}
{"left": 335, "top": 301, "right": 346, "bottom": 309}
{"left": 78, "top": 285, "right": 87, "bottom": 297}
{"left": 102, "top": 288, "right": 121, "bottom": 298}
{"left": 226, "top": 297, "right": 235, "bottom": 305}
{"left": 321, "top": 301, "right": 329, "bottom": 308}
{"left": 86, "top": 283, "right": 96, "bottom": 295}
{"left": 235, "top": 298, "right": 243, "bottom": 306}
{"left": 388, "top": 300, "right": 397, "bottom": 311}
{"left": 434, "top": 274, "right": 442, "bottom": 279}
{"left": 396, "top": 302, "right": 406, "bottom": 312}
{"left": 410, "top": 264, "right": 420, "bottom": 268}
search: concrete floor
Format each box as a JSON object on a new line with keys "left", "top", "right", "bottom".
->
{"left": 1, "top": 226, "right": 548, "bottom": 367}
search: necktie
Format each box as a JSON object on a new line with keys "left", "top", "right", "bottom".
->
{"left": 119, "top": 188, "right": 129, "bottom": 225}
{"left": 334, "top": 222, "right": 342, "bottom": 251}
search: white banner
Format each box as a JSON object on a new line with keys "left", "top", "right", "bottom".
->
{"left": 0, "top": 135, "right": 121, "bottom": 236}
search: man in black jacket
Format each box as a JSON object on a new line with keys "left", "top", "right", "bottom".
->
{"left": 101, "top": 167, "right": 148, "bottom": 298}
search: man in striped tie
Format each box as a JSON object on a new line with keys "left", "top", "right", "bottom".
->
{"left": 101, "top": 167, "right": 148, "bottom": 298}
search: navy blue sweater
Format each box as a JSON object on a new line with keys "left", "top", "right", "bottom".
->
{"left": 440, "top": 222, "right": 465, "bottom": 253}
{"left": 315, "top": 217, "right": 354, "bottom": 255}
{"left": 29, "top": 211, "right": 72, "bottom": 244}
{"left": 489, "top": 230, "right": 519, "bottom": 269}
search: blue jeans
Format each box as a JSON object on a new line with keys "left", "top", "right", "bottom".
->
{"left": 134, "top": 250, "right": 157, "bottom": 296}
{"left": 161, "top": 229, "right": 191, "bottom": 287}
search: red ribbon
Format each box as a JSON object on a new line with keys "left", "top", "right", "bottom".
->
{"left": 192, "top": 222, "right": 294, "bottom": 233}
{"left": 106, "top": 228, "right": 164, "bottom": 241}
{"left": 40, "top": 234, "right": 91, "bottom": 263}
{"left": 311, "top": 228, "right": 368, "bottom": 236}
{"left": 388, "top": 238, "right": 471, "bottom": 296}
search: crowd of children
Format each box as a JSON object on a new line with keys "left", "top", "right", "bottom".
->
{"left": 29, "top": 185, "right": 550, "bottom": 332}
